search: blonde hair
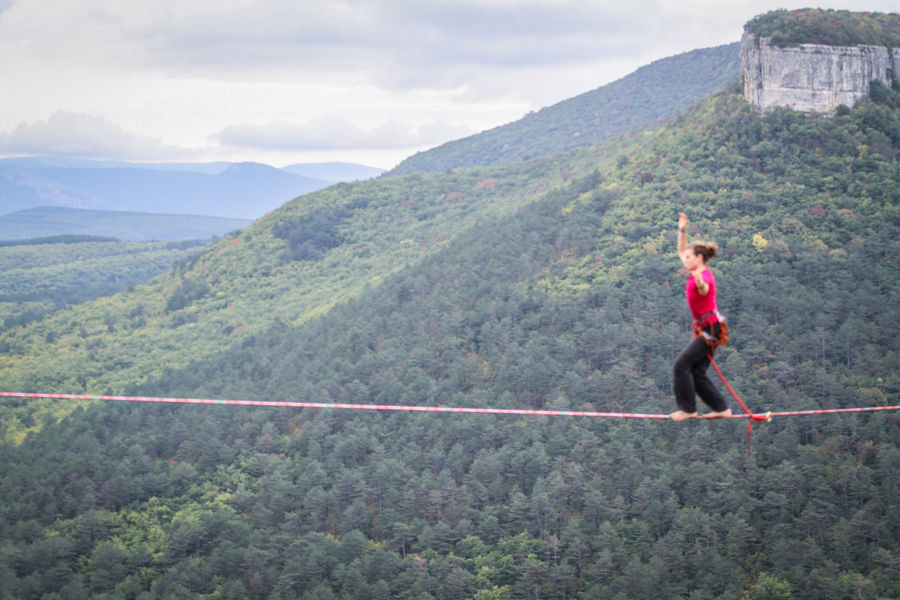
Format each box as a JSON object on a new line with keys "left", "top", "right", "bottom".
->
{"left": 689, "top": 241, "right": 719, "bottom": 263}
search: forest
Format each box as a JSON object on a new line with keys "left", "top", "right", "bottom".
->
{"left": 0, "top": 238, "right": 208, "bottom": 334}
{"left": 1, "top": 10, "right": 900, "bottom": 600}
{"left": 745, "top": 9, "right": 900, "bottom": 47}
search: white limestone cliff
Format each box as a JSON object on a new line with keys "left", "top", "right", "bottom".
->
{"left": 741, "top": 30, "right": 900, "bottom": 113}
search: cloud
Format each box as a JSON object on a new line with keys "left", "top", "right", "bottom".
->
{"left": 0, "top": 111, "right": 198, "bottom": 160}
{"left": 6, "top": 1, "right": 900, "bottom": 92}
{"left": 210, "top": 115, "right": 474, "bottom": 151}
{"left": 148, "top": 0, "right": 666, "bottom": 95}
{"left": 0, "top": 1, "right": 703, "bottom": 94}
{"left": 138, "top": 1, "right": 621, "bottom": 63}
{"left": 4, "top": 0, "right": 897, "bottom": 165}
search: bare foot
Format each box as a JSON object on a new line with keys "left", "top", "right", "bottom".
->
{"left": 702, "top": 408, "right": 733, "bottom": 420}
{"left": 670, "top": 410, "right": 699, "bottom": 422}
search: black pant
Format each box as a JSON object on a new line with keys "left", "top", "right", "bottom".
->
{"left": 673, "top": 328, "right": 728, "bottom": 413}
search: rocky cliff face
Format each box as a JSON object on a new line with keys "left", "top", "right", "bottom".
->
{"left": 741, "top": 30, "right": 899, "bottom": 113}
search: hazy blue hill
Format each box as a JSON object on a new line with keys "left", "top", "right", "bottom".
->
{"left": 0, "top": 159, "right": 391, "bottom": 221}
{"left": 0, "top": 206, "right": 251, "bottom": 241}
{"left": 28, "top": 162, "right": 326, "bottom": 219}
{"left": 389, "top": 42, "right": 740, "bottom": 175}
{"left": 281, "top": 161, "right": 386, "bottom": 181}
{"left": 0, "top": 164, "right": 100, "bottom": 213}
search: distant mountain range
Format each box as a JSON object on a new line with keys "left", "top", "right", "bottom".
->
{"left": 0, "top": 159, "right": 385, "bottom": 220}
{"left": 0, "top": 159, "right": 384, "bottom": 240}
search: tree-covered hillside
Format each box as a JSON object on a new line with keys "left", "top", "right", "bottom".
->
{"left": 0, "top": 155, "right": 594, "bottom": 401}
{"left": 0, "top": 238, "right": 208, "bottom": 334}
{"left": 0, "top": 207, "right": 251, "bottom": 242}
{"left": 1, "top": 25, "right": 900, "bottom": 600}
{"left": 389, "top": 43, "right": 740, "bottom": 175}
{"left": 745, "top": 8, "right": 900, "bottom": 47}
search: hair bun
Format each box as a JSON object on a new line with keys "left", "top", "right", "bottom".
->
{"left": 690, "top": 241, "right": 718, "bottom": 261}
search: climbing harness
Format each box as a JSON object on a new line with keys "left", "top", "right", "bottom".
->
{"left": 692, "top": 310, "right": 728, "bottom": 348}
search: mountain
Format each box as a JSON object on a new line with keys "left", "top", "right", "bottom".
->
{"left": 3, "top": 162, "right": 325, "bottom": 220}
{"left": 281, "top": 161, "right": 385, "bottom": 182}
{"left": 1, "top": 14, "right": 899, "bottom": 599}
{"left": 0, "top": 159, "right": 385, "bottom": 222}
{"left": 0, "top": 164, "right": 99, "bottom": 214}
{"left": 388, "top": 42, "right": 740, "bottom": 175}
{"left": 0, "top": 206, "right": 251, "bottom": 241}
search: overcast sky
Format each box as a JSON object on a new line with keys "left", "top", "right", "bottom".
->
{"left": 1, "top": 1, "right": 897, "bottom": 169}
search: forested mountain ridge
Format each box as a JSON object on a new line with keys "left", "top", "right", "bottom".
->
{"left": 0, "top": 206, "right": 251, "bottom": 242}
{"left": 0, "top": 152, "right": 598, "bottom": 406}
{"left": 2, "top": 14, "right": 900, "bottom": 600}
{"left": 388, "top": 43, "right": 740, "bottom": 175}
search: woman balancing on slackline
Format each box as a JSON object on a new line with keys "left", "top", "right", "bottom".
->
{"left": 670, "top": 212, "right": 733, "bottom": 422}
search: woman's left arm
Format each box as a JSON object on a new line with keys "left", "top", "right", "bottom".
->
{"left": 692, "top": 269, "right": 710, "bottom": 295}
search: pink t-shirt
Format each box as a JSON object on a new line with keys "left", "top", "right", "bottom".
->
{"left": 685, "top": 269, "right": 718, "bottom": 323}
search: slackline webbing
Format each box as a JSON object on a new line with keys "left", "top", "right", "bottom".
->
{"left": 0, "top": 391, "right": 670, "bottom": 419}
{"left": 2, "top": 392, "right": 898, "bottom": 422}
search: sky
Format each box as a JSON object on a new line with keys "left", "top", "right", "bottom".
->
{"left": 1, "top": 1, "right": 897, "bottom": 170}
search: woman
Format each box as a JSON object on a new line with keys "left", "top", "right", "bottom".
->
{"left": 671, "top": 212, "right": 732, "bottom": 422}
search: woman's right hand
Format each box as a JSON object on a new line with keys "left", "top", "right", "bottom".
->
{"left": 678, "top": 212, "right": 688, "bottom": 230}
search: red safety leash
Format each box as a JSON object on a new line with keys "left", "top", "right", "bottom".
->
{"left": 707, "top": 353, "right": 771, "bottom": 453}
